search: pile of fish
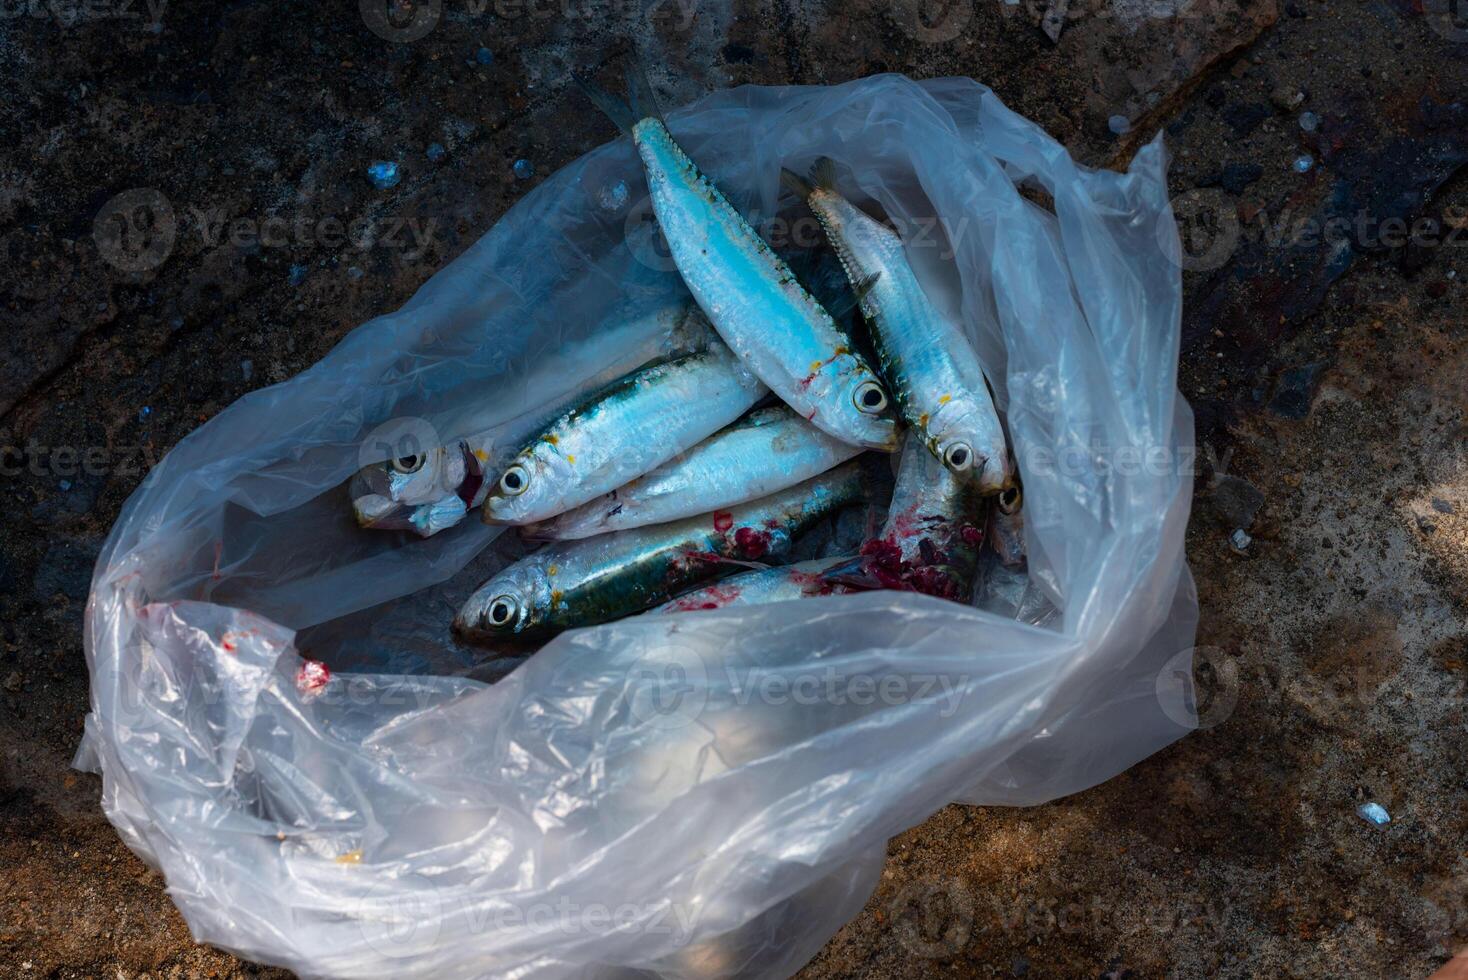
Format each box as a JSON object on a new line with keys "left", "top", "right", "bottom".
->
{"left": 351, "top": 74, "right": 1039, "bottom": 645}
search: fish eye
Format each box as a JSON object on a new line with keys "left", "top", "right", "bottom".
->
{"left": 390, "top": 454, "right": 424, "bottom": 475}
{"left": 853, "top": 380, "right": 889, "bottom": 414}
{"left": 486, "top": 595, "right": 518, "bottom": 627}
{"left": 499, "top": 464, "right": 529, "bottom": 496}
{"left": 943, "top": 442, "right": 973, "bottom": 472}
{"left": 998, "top": 485, "right": 1023, "bottom": 514}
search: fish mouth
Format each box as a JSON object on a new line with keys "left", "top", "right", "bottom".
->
{"left": 352, "top": 492, "right": 416, "bottom": 530}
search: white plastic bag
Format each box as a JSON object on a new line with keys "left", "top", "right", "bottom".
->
{"left": 76, "top": 75, "right": 1198, "bottom": 978}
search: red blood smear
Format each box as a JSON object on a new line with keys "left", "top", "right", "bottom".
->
{"left": 713, "top": 511, "right": 734, "bottom": 533}
{"left": 295, "top": 659, "right": 331, "bottom": 696}
{"left": 859, "top": 537, "right": 908, "bottom": 589}
{"left": 959, "top": 524, "right": 984, "bottom": 548}
{"left": 733, "top": 526, "right": 772, "bottom": 558}
{"left": 908, "top": 565, "right": 960, "bottom": 600}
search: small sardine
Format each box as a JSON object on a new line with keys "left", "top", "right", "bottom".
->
{"left": 352, "top": 299, "right": 708, "bottom": 536}
{"left": 580, "top": 73, "right": 900, "bottom": 452}
{"left": 482, "top": 340, "right": 767, "bottom": 526}
{"left": 521, "top": 405, "right": 862, "bottom": 540}
{"left": 859, "top": 433, "right": 987, "bottom": 601}
{"left": 652, "top": 555, "right": 859, "bottom": 613}
{"left": 454, "top": 462, "right": 867, "bottom": 640}
{"left": 784, "top": 158, "right": 1011, "bottom": 490}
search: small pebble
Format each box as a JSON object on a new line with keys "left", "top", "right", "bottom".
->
{"left": 1299, "top": 111, "right": 1320, "bottom": 132}
{"left": 367, "top": 160, "right": 400, "bottom": 189}
{"left": 1356, "top": 801, "right": 1391, "bottom": 826}
{"left": 138, "top": 406, "right": 152, "bottom": 421}
{"left": 347, "top": 266, "right": 365, "bottom": 281}
{"left": 426, "top": 142, "right": 446, "bottom": 163}
{"left": 474, "top": 47, "right": 494, "bottom": 65}
{"left": 59, "top": 480, "right": 72, "bottom": 492}
{"left": 288, "top": 263, "right": 308, "bottom": 286}
{"left": 1293, "top": 153, "right": 1315, "bottom": 174}
{"left": 241, "top": 359, "right": 254, "bottom": 382}
{"left": 1417, "top": 515, "right": 1436, "bottom": 534}
{"left": 512, "top": 158, "right": 535, "bottom": 180}
{"left": 1229, "top": 528, "right": 1252, "bottom": 553}
{"left": 599, "top": 180, "right": 629, "bottom": 211}
{"left": 1108, "top": 114, "right": 1131, "bottom": 136}
{"left": 1432, "top": 498, "right": 1455, "bottom": 514}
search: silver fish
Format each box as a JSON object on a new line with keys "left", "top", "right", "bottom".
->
{"left": 455, "top": 462, "right": 867, "bottom": 640}
{"left": 352, "top": 299, "right": 708, "bottom": 536}
{"left": 785, "top": 157, "right": 1011, "bottom": 490}
{"left": 521, "top": 405, "right": 862, "bottom": 540}
{"left": 652, "top": 555, "right": 859, "bottom": 613}
{"left": 859, "top": 433, "right": 988, "bottom": 601}
{"left": 482, "top": 340, "right": 767, "bottom": 526}
{"left": 581, "top": 76, "right": 900, "bottom": 452}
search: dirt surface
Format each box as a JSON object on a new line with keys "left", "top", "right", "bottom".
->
{"left": 2, "top": 0, "right": 1467, "bottom": 977}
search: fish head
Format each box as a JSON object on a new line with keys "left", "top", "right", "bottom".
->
{"left": 351, "top": 442, "right": 485, "bottom": 536}
{"left": 807, "top": 357, "right": 899, "bottom": 451}
{"left": 481, "top": 444, "right": 575, "bottom": 526}
{"left": 926, "top": 395, "right": 1012, "bottom": 491}
{"left": 453, "top": 560, "right": 554, "bottom": 639}
{"left": 988, "top": 483, "right": 1026, "bottom": 568}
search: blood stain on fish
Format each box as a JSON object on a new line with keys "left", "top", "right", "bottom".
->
{"left": 733, "top": 526, "right": 772, "bottom": 558}
{"left": 713, "top": 510, "right": 734, "bottom": 533}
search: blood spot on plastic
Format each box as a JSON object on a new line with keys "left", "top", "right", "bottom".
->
{"left": 713, "top": 510, "right": 734, "bottom": 533}
{"left": 296, "top": 659, "right": 331, "bottom": 698}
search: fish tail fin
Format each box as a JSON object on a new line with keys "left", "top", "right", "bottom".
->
{"left": 809, "top": 156, "right": 839, "bottom": 192}
{"left": 822, "top": 555, "right": 883, "bottom": 592}
{"left": 624, "top": 59, "right": 666, "bottom": 127}
{"left": 574, "top": 73, "right": 638, "bottom": 136}
{"left": 780, "top": 166, "right": 814, "bottom": 200}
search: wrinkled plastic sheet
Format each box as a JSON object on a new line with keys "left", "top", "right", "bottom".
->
{"left": 76, "top": 75, "right": 1198, "bottom": 978}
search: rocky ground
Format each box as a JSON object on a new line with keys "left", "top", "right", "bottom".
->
{"left": 2, "top": 0, "right": 1467, "bottom": 977}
